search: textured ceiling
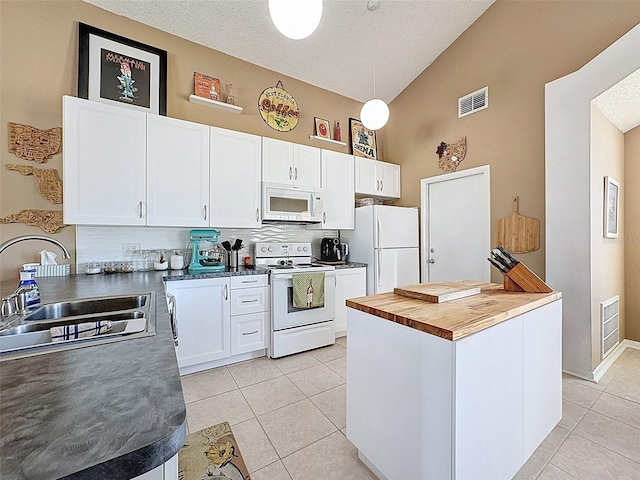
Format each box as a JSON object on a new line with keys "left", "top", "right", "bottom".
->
{"left": 83, "top": 0, "right": 494, "bottom": 103}
{"left": 592, "top": 69, "right": 640, "bottom": 133}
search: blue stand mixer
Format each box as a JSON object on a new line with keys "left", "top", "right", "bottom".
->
{"left": 188, "top": 229, "right": 226, "bottom": 273}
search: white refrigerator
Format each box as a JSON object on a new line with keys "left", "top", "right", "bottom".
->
{"left": 342, "top": 205, "right": 419, "bottom": 294}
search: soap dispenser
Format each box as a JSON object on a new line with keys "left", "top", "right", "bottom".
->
{"left": 18, "top": 268, "right": 40, "bottom": 306}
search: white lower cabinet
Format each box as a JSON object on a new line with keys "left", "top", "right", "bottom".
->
{"left": 131, "top": 453, "right": 177, "bottom": 480}
{"left": 334, "top": 267, "right": 366, "bottom": 336}
{"left": 231, "top": 312, "right": 268, "bottom": 355}
{"left": 166, "top": 277, "right": 230, "bottom": 369}
{"left": 165, "top": 275, "right": 268, "bottom": 375}
{"left": 347, "top": 299, "right": 562, "bottom": 480}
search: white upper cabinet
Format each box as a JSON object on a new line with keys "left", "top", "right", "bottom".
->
{"left": 262, "top": 137, "right": 293, "bottom": 184}
{"left": 210, "top": 127, "right": 262, "bottom": 228}
{"left": 146, "top": 115, "right": 210, "bottom": 227}
{"left": 355, "top": 157, "right": 401, "bottom": 198}
{"left": 293, "top": 143, "right": 321, "bottom": 188}
{"left": 262, "top": 137, "right": 321, "bottom": 188}
{"left": 310, "top": 150, "right": 354, "bottom": 230}
{"left": 63, "top": 96, "right": 147, "bottom": 225}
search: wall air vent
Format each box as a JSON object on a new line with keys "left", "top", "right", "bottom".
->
{"left": 458, "top": 86, "right": 489, "bottom": 118}
{"left": 601, "top": 295, "right": 620, "bottom": 358}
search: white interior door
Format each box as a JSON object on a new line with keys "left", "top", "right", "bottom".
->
{"left": 421, "top": 166, "right": 490, "bottom": 282}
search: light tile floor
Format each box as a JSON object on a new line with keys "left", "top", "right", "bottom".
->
{"left": 180, "top": 339, "right": 640, "bottom": 480}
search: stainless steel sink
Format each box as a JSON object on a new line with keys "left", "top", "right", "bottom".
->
{"left": 23, "top": 295, "right": 148, "bottom": 321}
{"left": 0, "top": 293, "right": 155, "bottom": 360}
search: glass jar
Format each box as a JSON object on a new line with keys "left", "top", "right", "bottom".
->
{"left": 121, "top": 261, "right": 134, "bottom": 273}
{"left": 103, "top": 262, "right": 117, "bottom": 274}
{"left": 85, "top": 262, "right": 102, "bottom": 275}
{"left": 135, "top": 251, "right": 152, "bottom": 272}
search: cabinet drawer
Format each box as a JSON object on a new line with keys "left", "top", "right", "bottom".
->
{"left": 230, "top": 286, "right": 268, "bottom": 315}
{"left": 230, "top": 275, "right": 268, "bottom": 289}
{"left": 231, "top": 312, "right": 267, "bottom": 355}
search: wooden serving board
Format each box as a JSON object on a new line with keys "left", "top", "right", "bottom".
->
{"left": 394, "top": 280, "right": 483, "bottom": 303}
{"left": 496, "top": 196, "right": 540, "bottom": 253}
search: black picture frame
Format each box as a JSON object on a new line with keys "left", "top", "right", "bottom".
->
{"left": 349, "top": 118, "right": 377, "bottom": 160}
{"left": 78, "top": 23, "right": 167, "bottom": 115}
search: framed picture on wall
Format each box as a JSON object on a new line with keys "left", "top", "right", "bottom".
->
{"left": 349, "top": 118, "right": 377, "bottom": 160}
{"left": 314, "top": 117, "right": 331, "bottom": 139}
{"left": 78, "top": 23, "right": 167, "bottom": 115}
{"left": 604, "top": 176, "right": 620, "bottom": 238}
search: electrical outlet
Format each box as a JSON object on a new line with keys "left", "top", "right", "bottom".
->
{"left": 122, "top": 243, "right": 140, "bottom": 257}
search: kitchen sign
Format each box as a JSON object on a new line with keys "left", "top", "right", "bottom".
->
{"left": 258, "top": 81, "right": 300, "bottom": 132}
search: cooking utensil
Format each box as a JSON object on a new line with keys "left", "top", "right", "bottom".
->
{"left": 232, "top": 239, "right": 243, "bottom": 251}
{"left": 497, "top": 246, "right": 520, "bottom": 265}
{"left": 221, "top": 241, "right": 232, "bottom": 251}
{"left": 491, "top": 249, "right": 513, "bottom": 270}
{"left": 487, "top": 257, "right": 508, "bottom": 274}
{"left": 496, "top": 196, "right": 540, "bottom": 253}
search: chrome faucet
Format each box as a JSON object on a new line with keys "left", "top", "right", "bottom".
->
{"left": 0, "top": 235, "right": 71, "bottom": 259}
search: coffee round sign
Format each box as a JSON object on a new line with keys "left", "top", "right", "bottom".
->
{"left": 258, "top": 81, "right": 300, "bottom": 132}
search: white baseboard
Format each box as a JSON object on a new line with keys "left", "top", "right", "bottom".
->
{"left": 178, "top": 350, "right": 265, "bottom": 376}
{"left": 358, "top": 451, "right": 390, "bottom": 480}
{"left": 563, "top": 340, "right": 638, "bottom": 383}
{"left": 622, "top": 339, "right": 640, "bottom": 350}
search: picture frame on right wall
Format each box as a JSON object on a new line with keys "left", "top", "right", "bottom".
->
{"left": 604, "top": 175, "right": 620, "bottom": 238}
{"left": 349, "top": 118, "right": 377, "bottom": 160}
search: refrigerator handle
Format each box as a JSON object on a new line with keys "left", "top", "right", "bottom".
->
{"left": 377, "top": 250, "right": 381, "bottom": 289}
{"left": 376, "top": 217, "right": 381, "bottom": 248}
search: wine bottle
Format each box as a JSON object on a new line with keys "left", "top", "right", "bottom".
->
{"left": 307, "top": 279, "right": 314, "bottom": 308}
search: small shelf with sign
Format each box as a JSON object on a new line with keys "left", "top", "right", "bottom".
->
{"left": 309, "top": 135, "right": 347, "bottom": 147}
{"left": 189, "top": 95, "right": 243, "bottom": 114}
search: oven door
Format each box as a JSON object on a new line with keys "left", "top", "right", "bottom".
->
{"left": 271, "top": 271, "right": 336, "bottom": 331}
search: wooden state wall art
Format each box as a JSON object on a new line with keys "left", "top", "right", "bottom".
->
{"left": 0, "top": 209, "right": 66, "bottom": 234}
{"left": 8, "top": 122, "right": 61, "bottom": 163}
{"left": 6, "top": 164, "right": 63, "bottom": 204}
{"left": 435, "top": 136, "right": 467, "bottom": 172}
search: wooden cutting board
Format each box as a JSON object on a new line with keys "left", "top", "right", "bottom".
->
{"left": 394, "top": 280, "right": 483, "bottom": 303}
{"left": 496, "top": 196, "right": 540, "bottom": 253}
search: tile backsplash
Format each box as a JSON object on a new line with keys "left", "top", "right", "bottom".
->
{"left": 76, "top": 224, "right": 339, "bottom": 267}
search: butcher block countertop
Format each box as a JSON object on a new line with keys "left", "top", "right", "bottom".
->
{"left": 346, "top": 282, "right": 561, "bottom": 341}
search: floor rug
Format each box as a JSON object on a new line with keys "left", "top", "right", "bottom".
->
{"left": 178, "top": 421, "right": 251, "bottom": 480}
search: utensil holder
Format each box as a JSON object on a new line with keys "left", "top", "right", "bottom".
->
{"left": 228, "top": 250, "right": 238, "bottom": 270}
{"left": 503, "top": 263, "right": 552, "bottom": 293}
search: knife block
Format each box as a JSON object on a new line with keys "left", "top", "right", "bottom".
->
{"left": 503, "top": 263, "right": 553, "bottom": 293}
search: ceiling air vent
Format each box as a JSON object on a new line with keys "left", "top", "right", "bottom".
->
{"left": 458, "top": 86, "right": 488, "bottom": 118}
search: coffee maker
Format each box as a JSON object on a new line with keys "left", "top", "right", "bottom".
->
{"left": 320, "top": 237, "right": 341, "bottom": 262}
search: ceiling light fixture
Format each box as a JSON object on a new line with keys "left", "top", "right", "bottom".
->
{"left": 360, "top": 0, "right": 389, "bottom": 131}
{"left": 268, "top": 0, "right": 323, "bottom": 40}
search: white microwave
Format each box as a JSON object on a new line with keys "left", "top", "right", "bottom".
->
{"left": 262, "top": 183, "right": 323, "bottom": 223}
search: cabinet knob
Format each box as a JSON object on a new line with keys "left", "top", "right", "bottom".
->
{"left": 289, "top": 166, "right": 293, "bottom": 179}
{"left": 256, "top": 208, "right": 260, "bottom": 222}
{"left": 428, "top": 259, "right": 435, "bottom": 264}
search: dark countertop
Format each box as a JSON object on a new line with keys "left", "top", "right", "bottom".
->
{"left": 163, "top": 265, "right": 268, "bottom": 281}
{"left": 0, "top": 272, "right": 186, "bottom": 480}
{"left": 0, "top": 267, "right": 270, "bottom": 479}
{"left": 335, "top": 262, "right": 367, "bottom": 269}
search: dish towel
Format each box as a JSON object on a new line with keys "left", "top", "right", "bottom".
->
{"left": 293, "top": 272, "right": 325, "bottom": 309}
{"left": 50, "top": 321, "right": 113, "bottom": 342}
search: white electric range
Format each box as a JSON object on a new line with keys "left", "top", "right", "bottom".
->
{"left": 255, "top": 242, "right": 336, "bottom": 358}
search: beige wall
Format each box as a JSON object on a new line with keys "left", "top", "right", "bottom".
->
{"left": 625, "top": 125, "right": 640, "bottom": 342}
{"left": 384, "top": 1, "right": 640, "bottom": 283}
{"left": 590, "top": 105, "right": 625, "bottom": 362}
{"left": 0, "top": 0, "right": 362, "bottom": 282}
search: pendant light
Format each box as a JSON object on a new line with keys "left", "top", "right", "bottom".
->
{"left": 360, "top": 0, "right": 389, "bottom": 131}
{"left": 269, "top": 0, "right": 323, "bottom": 40}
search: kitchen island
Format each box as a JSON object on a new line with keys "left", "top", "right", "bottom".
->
{"left": 345, "top": 282, "right": 562, "bottom": 480}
